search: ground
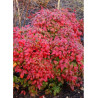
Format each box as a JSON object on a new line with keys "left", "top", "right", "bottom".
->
{"left": 14, "top": 82, "right": 84, "bottom": 98}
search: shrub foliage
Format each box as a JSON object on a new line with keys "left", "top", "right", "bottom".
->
{"left": 13, "top": 9, "right": 84, "bottom": 96}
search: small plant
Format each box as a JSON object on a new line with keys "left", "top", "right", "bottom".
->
{"left": 13, "top": 9, "right": 83, "bottom": 96}
{"left": 44, "top": 78, "right": 63, "bottom": 96}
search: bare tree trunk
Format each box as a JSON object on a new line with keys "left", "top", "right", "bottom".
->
{"left": 15, "top": 0, "right": 21, "bottom": 28}
{"left": 57, "top": 0, "right": 60, "bottom": 9}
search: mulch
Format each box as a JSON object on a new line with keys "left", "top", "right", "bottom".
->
{"left": 13, "top": 82, "right": 84, "bottom": 98}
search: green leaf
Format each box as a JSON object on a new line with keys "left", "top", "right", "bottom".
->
{"left": 23, "top": 83, "right": 27, "bottom": 87}
{"left": 53, "top": 86, "right": 60, "bottom": 96}
{"left": 58, "top": 82, "right": 62, "bottom": 86}
{"left": 55, "top": 57, "right": 60, "bottom": 62}
{"left": 45, "top": 89, "right": 52, "bottom": 95}
{"left": 20, "top": 79, "right": 24, "bottom": 85}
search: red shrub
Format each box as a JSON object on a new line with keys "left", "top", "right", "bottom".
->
{"left": 13, "top": 9, "right": 83, "bottom": 95}
{"left": 13, "top": 26, "right": 54, "bottom": 91}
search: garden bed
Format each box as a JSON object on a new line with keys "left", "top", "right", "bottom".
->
{"left": 13, "top": 0, "right": 84, "bottom": 98}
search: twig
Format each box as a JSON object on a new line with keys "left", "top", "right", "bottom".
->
{"left": 20, "top": 0, "right": 25, "bottom": 25}
{"left": 23, "top": 0, "right": 31, "bottom": 26}
{"left": 13, "top": 0, "right": 17, "bottom": 27}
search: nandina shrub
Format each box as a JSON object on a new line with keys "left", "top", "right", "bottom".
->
{"left": 13, "top": 9, "right": 84, "bottom": 96}
{"left": 29, "top": 8, "right": 84, "bottom": 90}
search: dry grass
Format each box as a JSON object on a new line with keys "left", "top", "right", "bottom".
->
{"left": 33, "top": 0, "right": 50, "bottom": 7}
{"left": 13, "top": 0, "right": 51, "bottom": 27}
{"left": 13, "top": 0, "right": 84, "bottom": 27}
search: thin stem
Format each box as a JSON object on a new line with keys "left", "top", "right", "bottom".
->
{"left": 23, "top": 0, "right": 31, "bottom": 26}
